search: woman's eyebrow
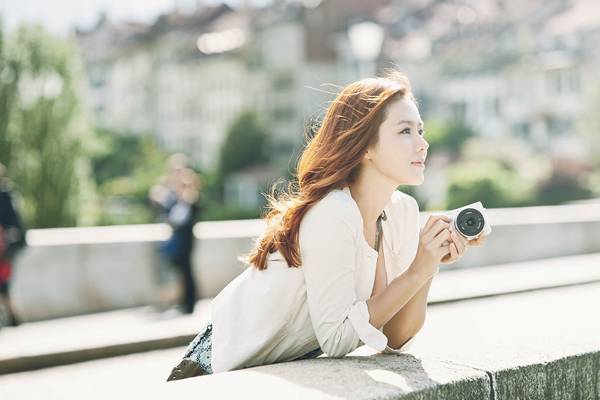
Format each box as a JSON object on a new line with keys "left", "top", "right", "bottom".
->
{"left": 396, "top": 119, "right": 424, "bottom": 127}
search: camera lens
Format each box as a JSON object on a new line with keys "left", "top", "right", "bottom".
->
{"left": 455, "top": 208, "right": 484, "bottom": 237}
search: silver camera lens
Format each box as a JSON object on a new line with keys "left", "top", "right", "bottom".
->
{"left": 454, "top": 208, "right": 484, "bottom": 238}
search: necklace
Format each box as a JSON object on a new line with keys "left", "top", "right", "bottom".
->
{"left": 373, "top": 210, "right": 387, "bottom": 252}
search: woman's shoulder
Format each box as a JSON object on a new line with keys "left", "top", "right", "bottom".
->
{"left": 384, "top": 190, "right": 420, "bottom": 233}
{"left": 388, "top": 190, "right": 419, "bottom": 213}
{"left": 310, "top": 188, "right": 360, "bottom": 216}
{"left": 301, "top": 189, "right": 361, "bottom": 232}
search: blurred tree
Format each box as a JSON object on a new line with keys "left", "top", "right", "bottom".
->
{"left": 91, "top": 128, "right": 148, "bottom": 186}
{"left": 91, "top": 130, "right": 169, "bottom": 225}
{"left": 424, "top": 119, "right": 476, "bottom": 160}
{"left": 534, "top": 158, "right": 594, "bottom": 206}
{"left": 206, "top": 110, "right": 273, "bottom": 220}
{"left": 397, "top": 184, "right": 427, "bottom": 211}
{"left": 219, "top": 110, "right": 270, "bottom": 178}
{"left": 446, "top": 160, "right": 535, "bottom": 209}
{"left": 0, "top": 23, "right": 19, "bottom": 165}
{"left": 0, "top": 23, "right": 93, "bottom": 228}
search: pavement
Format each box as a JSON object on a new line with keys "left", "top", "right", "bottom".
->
{"left": 1, "top": 252, "right": 599, "bottom": 376}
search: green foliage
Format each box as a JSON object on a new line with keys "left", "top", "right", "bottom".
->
{"left": 446, "top": 160, "right": 535, "bottom": 209}
{"left": 397, "top": 184, "right": 427, "bottom": 211}
{"left": 0, "top": 23, "right": 93, "bottom": 228}
{"left": 219, "top": 111, "right": 270, "bottom": 178}
{"left": 90, "top": 130, "right": 169, "bottom": 225}
{"left": 535, "top": 167, "right": 594, "bottom": 206}
{"left": 91, "top": 129, "right": 149, "bottom": 186}
{"left": 425, "top": 119, "right": 476, "bottom": 158}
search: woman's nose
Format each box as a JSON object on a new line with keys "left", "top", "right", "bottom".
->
{"left": 417, "top": 135, "right": 429, "bottom": 151}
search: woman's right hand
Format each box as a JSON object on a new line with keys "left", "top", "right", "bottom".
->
{"left": 408, "top": 215, "right": 453, "bottom": 280}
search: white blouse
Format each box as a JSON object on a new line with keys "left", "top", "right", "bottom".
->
{"left": 210, "top": 186, "right": 421, "bottom": 373}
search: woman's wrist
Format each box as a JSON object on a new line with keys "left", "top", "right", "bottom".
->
{"left": 407, "top": 261, "right": 438, "bottom": 285}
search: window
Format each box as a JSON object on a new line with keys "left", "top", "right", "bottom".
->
{"left": 451, "top": 101, "right": 466, "bottom": 121}
{"left": 512, "top": 122, "right": 530, "bottom": 138}
{"left": 545, "top": 67, "right": 580, "bottom": 95}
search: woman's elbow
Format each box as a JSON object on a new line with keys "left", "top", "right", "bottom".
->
{"left": 385, "top": 320, "right": 424, "bottom": 350}
{"left": 321, "top": 343, "right": 350, "bottom": 358}
{"left": 319, "top": 333, "right": 355, "bottom": 358}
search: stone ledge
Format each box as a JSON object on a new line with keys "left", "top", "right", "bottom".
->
{"left": 161, "top": 281, "right": 600, "bottom": 399}
{"left": 163, "top": 355, "right": 492, "bottom": 400}
{"left": 3, "top": 257, "right": 600, "bottom": 379}
{"left": 2, "top": 282, "right": 600, "bottom": 399}
{"left": 160, "top": 350, "right": 599, "bottom": 400}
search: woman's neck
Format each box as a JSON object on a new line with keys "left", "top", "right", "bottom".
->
{"left": 347, "top": 176, "right": 397, "bottom": 226}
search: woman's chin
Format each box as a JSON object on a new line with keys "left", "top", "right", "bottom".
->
{"left": 407, "top": 175, "right": 425, "bottom": 186}
{"left": 397, "top": 179, "right": 424, "bottom": 187}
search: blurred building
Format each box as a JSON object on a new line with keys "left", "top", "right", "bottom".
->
{"left": 75, "top": 0, "right": 391, "bottom": 172}
{"left": 76, "top": 0, "right": 599, "bottom": 188}
{"left": 382, "top": 0, "right": 600, "bottom": 161}
{"left": 76, "top": 13, "right": 154, "bottom": 135}
{"left": 76, "top": 5, "right": 250, "bottom": 170}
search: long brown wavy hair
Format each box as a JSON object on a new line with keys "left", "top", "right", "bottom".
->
{"left": 242, "top": 71, "right": 416, "bottom": 270}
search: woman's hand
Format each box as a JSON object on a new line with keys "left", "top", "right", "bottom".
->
{"left": 440, "top": 229, "right": 488, "bottom": 265}
{"left": 408, "top": 215, "right": 453, "bottom": 280}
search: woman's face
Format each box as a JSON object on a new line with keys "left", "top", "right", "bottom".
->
{"left": 365, "top": 96, "right": 429, "bottom": 186}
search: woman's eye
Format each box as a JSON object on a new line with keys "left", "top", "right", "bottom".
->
{"left": 399, "top": 127, "right": 425, "bottom": 135}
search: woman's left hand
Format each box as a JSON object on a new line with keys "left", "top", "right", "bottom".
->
{"left": 440, "top": 230, "right": 487, "bottom": 265}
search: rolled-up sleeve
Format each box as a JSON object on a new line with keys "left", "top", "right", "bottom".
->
{"left": 300, "top": 201, "right": 388, "bottom": 357}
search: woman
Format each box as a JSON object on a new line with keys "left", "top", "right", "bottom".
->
{"left": 167, "top": 71, "right": 486, "bottom": 380}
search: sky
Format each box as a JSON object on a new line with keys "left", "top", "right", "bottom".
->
{"left": 0, "top": 0, "right": 259, "bottom": 36}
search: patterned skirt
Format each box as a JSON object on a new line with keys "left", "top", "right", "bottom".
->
{"left": 166, "top": 322, "right": 323, "bottom": 381}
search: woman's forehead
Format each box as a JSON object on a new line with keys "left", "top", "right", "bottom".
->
{"left": 385, "top": 97, "right": 422, "bottom": 125}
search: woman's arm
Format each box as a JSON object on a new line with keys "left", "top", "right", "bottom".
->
{"left": 373, "top": 219, "right": 476, "bottom": 349}
{"left": 365, "top": 213, "right": 454, "bottom": 338}
{"left": 301, "top": 201, "right": 392, "bottom": 357}
{"left": 381, "top": 276, "right": 433, "bottom": 349}
{"left": 365, "top": 267, "right": 431, "bottom": 333}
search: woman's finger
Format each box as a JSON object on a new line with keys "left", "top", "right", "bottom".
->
{"left": 451, "top": 231, "right": 467, "bottom": 255}
{"left": 423, "top": 220, "right": 450, "bottom": 244}
{"left": 430, "top": 228, "right": 451, "bottom": 249}
{"left": 450, "top": 242, "right": 458, "bottom": 260}
{"left": 441, "top": 243, "right": 457, "bottom": 264}
{"left": 421, "top": 215, "right": 451, "bottom": 236}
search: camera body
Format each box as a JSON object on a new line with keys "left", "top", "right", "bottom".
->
{"left": 440, "top": 201, "right": 492, "bottom": 241}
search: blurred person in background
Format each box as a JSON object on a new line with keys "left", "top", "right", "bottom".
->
{"left": 0, "top": 163, "right": 26, "bottom": 327}
{"left": 166, "top": 72, "right": 487, "bottom": 380}
{"left": 150, "top": 154, "right": 202, "bottom": 314}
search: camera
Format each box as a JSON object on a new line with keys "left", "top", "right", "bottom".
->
{"left": 440, "top": 201, "right": 492, "bottom": 241}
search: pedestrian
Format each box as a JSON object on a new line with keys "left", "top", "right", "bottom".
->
{"left": 150, "top": 154, "right": 202, "bottom": 314}
{"left": 0, "top": 163, "right": 26, "bottom": 327}
{"left": 167, "top": 72, "right": 487, "bottom": 380}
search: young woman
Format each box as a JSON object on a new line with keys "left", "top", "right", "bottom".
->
{"left": 167, "top": 72, "right": 486, "bottom": 380}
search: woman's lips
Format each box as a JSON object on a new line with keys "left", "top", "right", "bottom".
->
{"left": 411, "top": 162, "right": 425, "bottom": 168}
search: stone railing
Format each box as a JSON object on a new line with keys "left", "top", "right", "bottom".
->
{"left": 11, "top": 202, "right": 600, "bottom": 322}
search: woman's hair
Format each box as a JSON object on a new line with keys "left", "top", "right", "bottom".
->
{"left": 242, "top": 71, "right": 416, "bottom": 270}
